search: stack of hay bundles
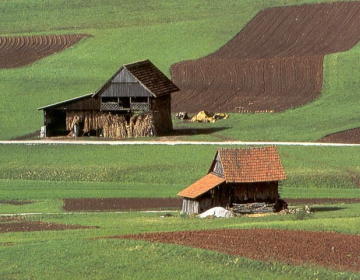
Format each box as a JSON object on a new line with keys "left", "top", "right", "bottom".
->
{"left": 65, "top": 111, "right": 155, "bottom": 138}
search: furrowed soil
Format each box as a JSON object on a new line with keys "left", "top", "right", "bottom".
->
{"left": 63, "top": 198, "right": 360, "bottom": 212}
{"left": 318, "top": 127, "right": 360, "bottom": 144}
{"left": 171, "top": 2, "right": 360, "bottom": 113}
{"left": 0, "top": 34, "right": 86, "bottom": 68}
{"left": 0, "top": 220, "right": 94, "bottom": 233}
{"left": 114, "top": 229, "right": 360, "bottom": 273}
{"left": 63, "top": 198, "right": 183, "bottom": 212}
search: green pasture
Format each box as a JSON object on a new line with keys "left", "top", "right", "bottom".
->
{"left": 0, "top": 144, "right": 359, "bottom": 214}
{"left": 0, "top": 144, "right": 359, "bottom": 278}
{"left": 1, "top": 0, "right": 360, "bottom": 140}
{"left": 1, "top": 205, "right": 360, "bottom": 280}
{"left": 1, "top": 0, "right": 360, "bottom": 278}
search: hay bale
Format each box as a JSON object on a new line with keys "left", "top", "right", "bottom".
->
{"left": 65, "top": 111, "right": 155, "bottom": 139}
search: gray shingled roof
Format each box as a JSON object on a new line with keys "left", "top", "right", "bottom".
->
{"left": 93, "top": 59, "right": 179, "bottom": 98}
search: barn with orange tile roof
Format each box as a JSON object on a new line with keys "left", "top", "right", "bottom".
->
{"left": 178, "top": 146, "right": 286, "bottom": 215}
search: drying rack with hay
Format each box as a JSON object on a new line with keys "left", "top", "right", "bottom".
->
{"left": 66, "top": 111, "right": 156, "bottom": 139}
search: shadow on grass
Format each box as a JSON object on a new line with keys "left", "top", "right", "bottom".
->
{"left": 11, "top": 130, "right": 40, "bottom": 140}
{"left": 169, "top": 127, "right": 229, "bottom": 136}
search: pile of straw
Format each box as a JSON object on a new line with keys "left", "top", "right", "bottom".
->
{"left": 65, "top": 111, "right": 155, "bottom": 138}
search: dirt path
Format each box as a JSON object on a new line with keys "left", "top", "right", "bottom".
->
{"left": 110, "top": 228, "right": 360, "bottom": 272}
{"left": 1, "top": 140, "right": 360, "bottom": 146}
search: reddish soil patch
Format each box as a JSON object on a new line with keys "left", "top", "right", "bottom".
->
{"left": 0, "top": 221, "right": 94, "bottom": 233}
{"left": 0, "top": 34, "right": 86, "bottom": 68}
{"left": 171, "top": 2, "right": 360, "bottom": 113}
{"left": 63, "top": 198, "right": 182, "bottom": 212}
{"left": 318, "top": 127, "right": 360, "bottom": 144}
{"left": 113, "top": 229, "right": 360, "bottom": 272}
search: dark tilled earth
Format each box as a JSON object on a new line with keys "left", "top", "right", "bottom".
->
{"left": 0, "top": 220, "right": 94, "bottom": 233}
{"left": 63, "top": 197, "right": 183, "bottom": 212}
{"left": 111, "top": 228, "right": 360, "bottom": 272}
{"left": 318, "top": 127, "right": 360, "bottom": 144}
{"left": 171, "top": 2, "right": 360, "bottom": 113}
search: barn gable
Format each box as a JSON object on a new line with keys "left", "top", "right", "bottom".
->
{"left": 209, "top": 152, "right": 225, "bottom": 177}
{"left": 93, "top": 60, "right": 179, "bottom": 99}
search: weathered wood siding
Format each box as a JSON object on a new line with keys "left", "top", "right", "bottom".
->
{"left": 113, "top": 68, "right": 137, "bottom": 83}
{"left": 191, "top": 181, "right": 280, "bottom": 214}
{"left": 101, "top": 83, "right": 152, "bottom": 97}
{"left": 211, "top": 153, "right": 224, "bottom": 177}
{"left": 182, "top": 199, "right": 199, "bottom": 214}
{"left": 48, "top": 95, "right": 101, "bottom": 111}
{"left": 151, "top": 95, "right": 173, "bottom": 135}
{"left": 214, "top": 182, "right": 279, "bottom": 207}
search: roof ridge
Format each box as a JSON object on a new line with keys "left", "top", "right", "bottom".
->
{"left": 123, "top": 59, "right": 150, "bottom": 68}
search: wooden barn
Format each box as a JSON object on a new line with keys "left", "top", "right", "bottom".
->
{"left": 38, "top": 60, "right": 179, "bottom": 138}
{"left": 177, "top": 146, "right": 287, "bottom": 215}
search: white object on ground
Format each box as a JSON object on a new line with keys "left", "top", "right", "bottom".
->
{"left": 199, "top": 207, "right": 234, "bottom": 218}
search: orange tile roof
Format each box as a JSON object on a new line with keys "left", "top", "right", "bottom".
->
{"left": 218, "top": 146, "right": 286, "bottom": 183}
{"left": 177, "top": 173, "right": 225, "bottom": 199}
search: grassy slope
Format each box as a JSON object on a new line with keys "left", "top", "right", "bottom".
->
{"left": 0, "top": 0, "right": 360, "bottom": 140}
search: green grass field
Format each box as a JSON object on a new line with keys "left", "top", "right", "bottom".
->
{"left": 1, "top": 0, "right": 360, "bottom": 140}
{"left": 0, "top": 144, "right": 360, "bottom": 279}
{"left": 2, "top": 0, "right": 360, "bottom": 278}
{"left": 1, "top": 206, "right": 360, "bottom": 279}
{"left": 0, "top": 144, "right": 359, "bottom": 214}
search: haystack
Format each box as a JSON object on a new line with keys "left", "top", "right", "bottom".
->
{"left": 65, "top": 111, "right": 155, "bottom": 139}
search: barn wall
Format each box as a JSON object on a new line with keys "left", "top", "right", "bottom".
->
{"left": 49, "top": 95, "right": 101, "bottom": 111}
{"left": 151, "top": 95, "right": 173, "bottom": 135}
{"left": 182, "top": 199, "right": 199, "bottom": 214}
{"left": 229, "top": 182, "right": 279, "bottom": 204}
{"left": 113, "top": 68, "right": 137, "bottom": 83}
{"left": 101, "top": 84, "right": 152, "bottom": 97}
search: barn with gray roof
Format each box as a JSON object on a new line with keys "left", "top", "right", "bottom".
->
{"left": 38, "top": 60, "right": 179, "bottom": 138}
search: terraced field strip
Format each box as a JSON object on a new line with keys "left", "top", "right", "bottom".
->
{"left": 112, "top": 228, "right": 360, "bottom": 273}
{"left": 0, "top": 215, "right": 94, "bottom": 233}
{"left": 0, "top": 34, "right": 87, "bottom": 68}
{"left": 171, "top": 2, "right": 360, "bottom": 113}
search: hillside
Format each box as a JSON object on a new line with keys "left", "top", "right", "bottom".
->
{"left": 0, "top": 0, "right": 360, "bottom": 141}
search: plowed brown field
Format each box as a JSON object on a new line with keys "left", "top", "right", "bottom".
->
{"left": 114, "top": 229, "right": 360, "bottom": 272}
{"left": 0, "top": 34, "right": 86, "bottom": 68}
{"left": 318, "top": 127, "right": 360, "bottom": 144}
{"left": 63, "top": 198, "right": 183, "bottom": 212}
{"left": 0, "top": 221, "right": 94, "bottom": 233}
{"left": 171, "top": 2, "right": 360, "bottom": 112}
